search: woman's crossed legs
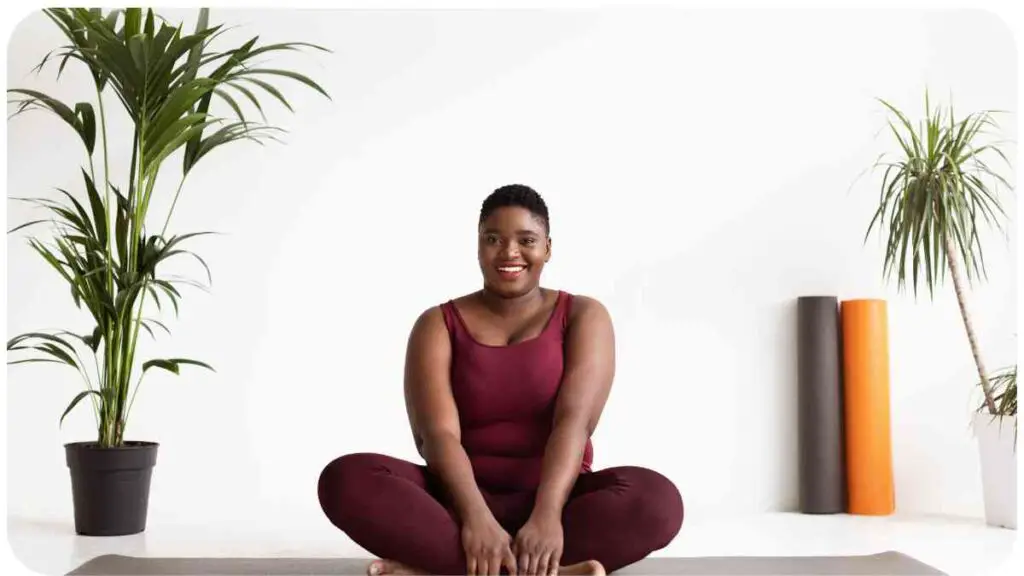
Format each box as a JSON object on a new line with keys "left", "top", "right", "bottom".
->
{"left": 317, "top": 453, "right": 683, "bottom": 574}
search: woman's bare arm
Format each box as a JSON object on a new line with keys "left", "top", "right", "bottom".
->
{"left": 404, "top": 307, "right": 491, "bottom": 522}
{"left": 531, "top": 296, "right": 615, "bottom": 519}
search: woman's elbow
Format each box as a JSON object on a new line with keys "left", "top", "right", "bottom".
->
{"left": 553, "top": 413, "right": 595, "bottom": 438}
{"left": 419, "top": 429, "right": 461, "bottom": 460}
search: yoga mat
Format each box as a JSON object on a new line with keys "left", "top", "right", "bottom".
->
{"left": 797, "top": 296, "right": 846, "bottom": 514}
{"left": 68, "top": 551, "right": 946, "bottom": 575}
{"left": 841, "top": 298, "right": 895, "bottom": 515}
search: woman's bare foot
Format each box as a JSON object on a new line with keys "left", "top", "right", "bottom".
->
{"left": 366, "top": 558, "right": 424, "bottom": 575}
{"left": 560, "top": 559, "right": 606, "bottom": 575}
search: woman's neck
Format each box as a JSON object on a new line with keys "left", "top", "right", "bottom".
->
{"left": 478, "top": 286, "right": 545, "bottom": 318}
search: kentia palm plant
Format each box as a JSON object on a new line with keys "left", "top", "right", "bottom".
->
{"left": 864, "top": 90, "right": 1013, "bottom": 417}
{"left": 6, "top": 7, "right": 328, "bottom": 535}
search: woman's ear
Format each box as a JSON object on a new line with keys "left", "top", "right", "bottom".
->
{"left": 545, "top": 237, "right": 552, "bottom": 262}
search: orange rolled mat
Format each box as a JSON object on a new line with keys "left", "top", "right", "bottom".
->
{"left": 840, "top": 298, "right": 895, "bottom": 515}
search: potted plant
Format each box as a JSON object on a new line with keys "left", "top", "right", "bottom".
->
{"left": 6, "top": 7, "right": 329, "bottom": 536}
{"left": 862, "top": 90, "right": 1015, "bottom": 529}
{"left": 973, "top": 364, "right": 1016, "bottom": 529}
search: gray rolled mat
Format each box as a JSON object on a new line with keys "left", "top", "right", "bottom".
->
{"left": 67, "top": 551, "right": 946, "bottom": 575}
{"left": 797, "top": 296, "right": 846, "bottom": 514}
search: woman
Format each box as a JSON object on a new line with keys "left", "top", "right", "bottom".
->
{"left": 318, "top": 185, "right": 683, "bottom": 575}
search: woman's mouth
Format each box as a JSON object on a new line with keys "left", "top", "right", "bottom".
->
{"left": 496, "top": 264, "right": 527, "bottom": 280}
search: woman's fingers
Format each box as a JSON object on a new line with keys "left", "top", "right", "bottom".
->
{"left": 548, "top": 551, "right": 561, "bottom": 576}
{"left": 528, "top": 551, "right": 542, "bottom": 576}
{"left": 539, "top": 551, "right": 553, "bottom": 576}
{"left": 468, "top": 556, "right": 478, "bottom": 576}
{"left": 519, "top": 553, "right": 530, "bottom": 575}
{"left": 504, "top": 547, "right": 519, "bottom": 576}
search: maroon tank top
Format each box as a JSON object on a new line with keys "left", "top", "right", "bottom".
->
{"left": 440, "top": 290, "right": 594, "bottom": 492}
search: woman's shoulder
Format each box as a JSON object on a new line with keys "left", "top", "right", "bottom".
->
{"left": 564, "top": 291, "right": 610, "bottom": 324}
{"left": 407, "top": 291, "right": 475, "bottom": 336}
{"left": 447, "top": 290, "right": 479, "bottom": 309}
{"left": 410, "top": 291, "right": 474, "bottom": 319}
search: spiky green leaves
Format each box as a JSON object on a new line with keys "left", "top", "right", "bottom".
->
{"left": 865, "top": 91, "right": 1012, "bottom": 299}
{"left": 979, "top": 365, "right": 1017, "bottom": 417}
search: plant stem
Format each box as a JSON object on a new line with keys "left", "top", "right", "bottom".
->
{"left": 85, "top": 150, "right": 101, "bottom": 429}
{"left": 123, "top": 372, "right": 145, "bottom": 432}
{"left": 118, "top": 166, "right": 159, "bottom": 445}
{"left": 96, "top": 85, "right": 114, "bottom": 297}
{"left": 112, "top": 115, "right": 148, "bottom": 446}
{"left": 114, "top": 175, "right": 189, "bottom": 440}
{"left": 944, "top": 229, "right": 998, "bottom": 414}
{"left": 120, "top": 276, "right": 149, "bottom": 445}
{"left": 95, "top": 83, "right": 119, "bottom": 447}
{"left": 132, "top": 133, "right": 144, "bottom": 279}
{"left": 116, "top": 175, "right": 189, "bottom": 441}
{"left": 162, "top": 176, "right": 188, "bottom": 237}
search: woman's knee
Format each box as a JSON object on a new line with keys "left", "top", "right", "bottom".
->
{"left": 319, "top": 452, "right": 379, "bottom": 489}
{"left": 317, "top": 452, "right": 387, "bottom": 525}
{"left": 620, "top": 466, "right": 685, "bottom": 547}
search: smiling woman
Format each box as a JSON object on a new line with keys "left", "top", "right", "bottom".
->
{"left": 317, "top": 185, "right": 684, "bottom": 576}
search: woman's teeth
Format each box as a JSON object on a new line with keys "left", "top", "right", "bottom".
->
{"left": 498, "top": 266, "right": 525, "bottom": 272}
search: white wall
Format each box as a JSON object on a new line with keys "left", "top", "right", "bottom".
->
{"left": 5, "top": 6, "right": 1017, "bottom": 535}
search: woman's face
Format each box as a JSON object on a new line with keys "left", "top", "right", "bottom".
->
{"left": 478, "top": 206, "right": 550, "bottom": 298}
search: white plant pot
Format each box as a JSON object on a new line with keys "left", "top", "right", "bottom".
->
{"left": 973, "top": 412, "right": 1017, "bottom": 529}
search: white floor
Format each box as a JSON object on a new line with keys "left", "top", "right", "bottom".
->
{"left": 5, "top": 512, "right": 1020, "bottom": 576}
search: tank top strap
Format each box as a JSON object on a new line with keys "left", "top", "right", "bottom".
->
{"left": 553, "top": 290, "right": 574, "bottom": 332}
{"left": 439, "top": 300, "right": 465, "bottom": 344}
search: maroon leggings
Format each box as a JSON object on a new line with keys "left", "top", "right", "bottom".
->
{"left": 317, "top": 453, "right": 684, "bottom": 574}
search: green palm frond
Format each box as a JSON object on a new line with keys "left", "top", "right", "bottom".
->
{"left": 7, "top": 7, "right": 329, "bottom": 447}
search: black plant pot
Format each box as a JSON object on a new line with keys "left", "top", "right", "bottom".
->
{"left": 65, "top": 441, "right": 158, "bottom": 536}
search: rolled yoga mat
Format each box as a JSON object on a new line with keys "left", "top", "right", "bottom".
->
{"left": 797, "top": 296, "right": 846, "bottom": 514}
{"left": 840, "top": 298, "right": 895, "bottom": 515}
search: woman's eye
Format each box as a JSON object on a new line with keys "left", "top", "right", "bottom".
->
{"left": 522, "top": 237, "right": 536, "bottom": 245}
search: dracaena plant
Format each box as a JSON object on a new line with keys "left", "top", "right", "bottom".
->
{"left": 864, "top": 90, "right": 1013, "bottom": 416}
{"left": 6, "top": 7, "right": 329, "bottom": 447}
{"left": 980, "top": 365, "right": 1017, "bottom": 417}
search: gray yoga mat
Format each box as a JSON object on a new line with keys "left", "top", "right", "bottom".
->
{"left": 797, "top": 296, "right": 847, "bottom": 514}
{"left": 68, "top": 551, "right": 945, "bottom": 575}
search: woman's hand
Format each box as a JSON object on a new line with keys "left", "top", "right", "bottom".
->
{"left": 514, "top": 513, "right": 564, "bottom": 575}
{"left": 462, "top": 512, "right": 518, "bottom": 575}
